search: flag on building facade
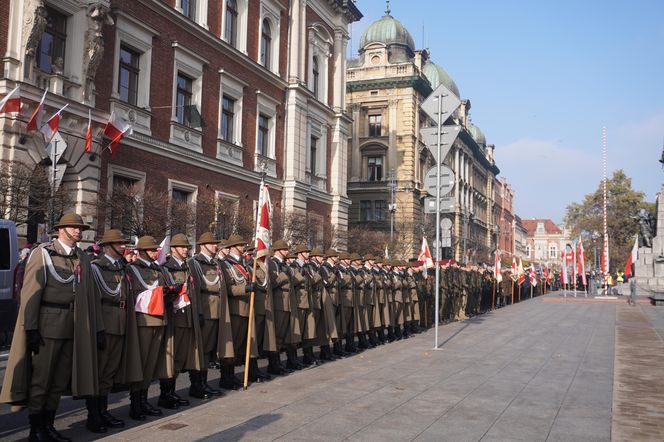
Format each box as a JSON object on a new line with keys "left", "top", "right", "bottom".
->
{"left": 103, "top": 111, "right": 132, "bottom": 156}
{"left": 254, "top": 179, "right": 272, "bottom": 261}
{"left": 85, "top": 109, "right": 93, "bottom": 152}
{"left": 624, "top": 234, "right": 638, "bottom": 277}
{"left": 26, "top": 89, "right": 47, "bottom": 132}
{"left": 39, "top": 104, "right": 68, "bottom": 143}
{"left": 0, "top": 86, "right": 21, "bottom": 113}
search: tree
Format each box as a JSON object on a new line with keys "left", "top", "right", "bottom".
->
{"left": 564, "top": 169, "right": 654, "bottom": 273}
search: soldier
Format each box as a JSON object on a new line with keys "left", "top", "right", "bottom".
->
{"left": 375, "top": 258, "right": 393, "bottom": 341}
{"left": 89, "top": 229, "right": 142, "bottom": 432}
{"left": 349, "top": 253, "right": 371, "bottom": 349}
{"left": 323, "top": 249, "right": 348, "bottom": 357}
{"left": 1, "top": 213, "right": 104, "bottom": 441}
{"left": 311, "top": 248, "right": 338, "bottom": 360}
{"left": 292, "top": 245, "right": 319, "bottom": 365}
{"left": 126, "top": 236, "right": 179, "bottom": 420}
{"left": 337, "top": 252, "right": 357, "bottom": 353}
{"left": 268, "top": 240, "right": 301, "bottom": 372}
{"left": 187, "top": 232, "right": 227, "bottom": 395}
{"left": 363, "top": 255, "right": 381, "bottom": 346}
{"left": 218, "top": 235, "right": 263, "bottom": 384}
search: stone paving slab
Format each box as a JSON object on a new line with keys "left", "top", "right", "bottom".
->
{"left": 3, "top": 292, "right": 664, "bottom": 440}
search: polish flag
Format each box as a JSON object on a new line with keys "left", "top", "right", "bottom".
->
{"left": 103, "top": 111, "right": 132, "bottom": 157}
{"left": 529, "top": 265, "right": 537, "bottom": 286}
{"left": 494, "top": 249, "right": 502, "bottom": 283}
{"left": 134, "top": 282, "right": 165, "bottom": 316}
{"left": 576, "top": 237, "right": 587, "bottom": 286}
{"left": 624, "top": 234, "right": 638, "bottom": 277}
{"left": 0, "top": 86, "right": 21, "bottom": 113}
{"left": 27, "top": 90, "right": 47, "bottom": 132}
{"left": 155, "top": 236, "right": 170, "bottom": 265}
{"left": 418, "top": 237, "right": 434, "bottom": 268}
{"left": 254, "top": 179, "right": 272, "bottom": 261}
{"left": 517, "top": 258, "right": 526, "bottom": 285}
{"left": 511, "top": 255, "right": 518, "bottom": 281}
{"left": 85, "top": 110, "right": 93, "bottom": 153}
{"left": 173, "top": 278, "right": 192, "bottom": 311}
{"left": 39, "top": 104, "right": 68, "bottom": 143}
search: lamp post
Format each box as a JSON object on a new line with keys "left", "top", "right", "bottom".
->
{"left": 388, "top": 168, "right": 396, "bottom": 243}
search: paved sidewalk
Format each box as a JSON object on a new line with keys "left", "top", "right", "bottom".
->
{"left": 3, "top": 291, "right": 664, "bottom": 441}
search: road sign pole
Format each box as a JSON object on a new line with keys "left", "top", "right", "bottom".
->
{"left": 434, "top": 93, "right": 443, "bottom": 350}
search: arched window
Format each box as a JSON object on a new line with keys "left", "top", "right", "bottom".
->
{"left": 312, "top": 56, "right": 319, "bottom": 98}
{"left": 260, "top": 19, "right": 271, "bottom": 68}
{"left": 224, "top": 0, "right": 238, "bottom": 46}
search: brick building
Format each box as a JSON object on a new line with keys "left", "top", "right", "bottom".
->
{"left": 0, "top": 0, "right": 361, "bottom": 246}
{"left": 522, "top": 218, "right": 571, "bottom": 266}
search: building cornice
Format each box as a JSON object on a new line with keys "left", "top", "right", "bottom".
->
{"left": 347, "top": 76, "right": 432, "bottom": 97}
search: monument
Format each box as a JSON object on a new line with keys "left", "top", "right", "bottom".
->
{"left": 636, "top": 185, "right": 664, "bottom": 303}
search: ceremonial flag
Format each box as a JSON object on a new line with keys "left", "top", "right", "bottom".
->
{"left": 26, "top": 89, "right": 47, "bottom": 132}
{"left": 103, "top": 111, "right": 132, "bottom": 156}
{"left": 529, "top": 265, "right": 537, "bottom": 286}
{"left": 39, "top": 104, "right": 68, "bottom": 143}
{"left": 577, "top": 237, "right": 587, "bottom": 286}
{"left": 385, "top": 245, "right": 390, "bottom": 261}
{"left": 494, "top": 249, "right": 502, "bottom": 283}
{"left": 517, "top": 257, "right": 525, "bottom": 285}
{"left": 172, "top": 278, "right": 191, "bottom": 311}
{"left": 511, "top": 255, "right": 518, "bottom": 281}
{"left": 254, "top": 179, "right": 272, "bottom": 261}
{"left": 624, "top": 234, "right": 638, "bottom": 277}
{"left": 561, "top": 251, "right": 568, "bottom": 285}
{"left": 0, "top": 86, "right": 21, "bottom": 113}
{"left": 155, "top": 236, "right": 170, "bottom": 265}
{"left": 134, "top": 283, "right": 164, "bottom": 316}
{"left": 85, "top": 109, "right": 93, "bottom": 152}
{"left": 418, "top": 237, "right": 434, "bottom": 268}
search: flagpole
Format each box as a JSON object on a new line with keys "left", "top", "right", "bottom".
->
{"left": 433, "top": 91, "right": 443, "bottom": 349}
{"left": 511, "top": 279, "right": 514, "bottom": 305}
{"left": 242, "top": 252, "right": 258, "bottom": 390}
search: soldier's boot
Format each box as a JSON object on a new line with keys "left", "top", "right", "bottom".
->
{"left": 201, "top": 370, "right": 223, "bottom": 396}
{"left": 141, "top": 389, "right": 164, "bottom": 416}
{"left": 286, "top": 348, "right": 304, "bottom": 370}
{"left": 169, "top": 377, "right": 190, "bottom": 406}
{"left": 302, "top": 347, "right": 320, "bottom": 366}
{"left": 332, "top": 340, "right": 346, "bottom": 357}
{"left": 319, "top": 345, "right": 335, "bottom": 361}
{"left": 85, "top": 396, "right": 108, "bottom": 434}
{"left": 402, "top": 325, "right": 410, "bottom": 338}
{"left": 129, "top": 391, "right": 146, "bottom": 421}
{"left": 357, "top": 333, "right": 369, "bottom": 349}
{"left": 395, "top": 326, "right": 403, "bottom": 340}
{"left": 219, "top": 364, "right": 241, "bottom": 390}
{"left": 368, "top": 331, "right": 379, "bottom": 347}
{"left": 99, "top": 395, "right": 124, "bottom": 428}
{"left": 188, "top": 371, "right": 212, "bottom": 399}
{"left": 27, "top": 412, "right": 51, "bottom": 442}
{"left": 157, "top": 380, "right": 179, "bottom": 410}
{"left": 248, "top": 358, "right": 272, "bottom": 382}
{"left": 345, "top": 334, "right": 359, "bottom": 353}
{"left": 387, "top": 326, "right": 396, "bottom": 342}
{"left": 43, "top": 409, "right": 72, "bottom": 442}
{"left": 377, "top": 328, "right": 387, "bottom": 344}
{"left": 268, "top": 353, "right": 288, "bottom": 375}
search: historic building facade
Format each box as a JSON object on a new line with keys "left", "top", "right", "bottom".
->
{"left": 522, "top": 218, "right": 571, "bottom": 266}
{"left": 345, "top": 8, "right": 499, "bottom": 260}
{"left": 0, "top": 0, "right": 361, "bottom": 246}
{"left": 493, "top": 176, "right": 515, "bottom": 256}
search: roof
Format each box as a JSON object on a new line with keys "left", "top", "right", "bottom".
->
{"left": 359, "top": 14, "right": 415, "bottom": 52}
{"left": 422, "top": 61, "right": 460, "bottom": 98}
{"left": 522, "top": 219, "right": 563, "bottom": 236}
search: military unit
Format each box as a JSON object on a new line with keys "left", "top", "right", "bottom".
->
{"left": 0, "top": 213, "right": 547, "bottom": 442}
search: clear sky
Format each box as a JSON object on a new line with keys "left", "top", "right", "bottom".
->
{"left": 349, "top": 0, "right": 664, "bottom": 223}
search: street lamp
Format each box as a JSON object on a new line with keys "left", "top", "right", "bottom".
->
{"left": 388, "top": 168, "right": 396, "bottom": 243}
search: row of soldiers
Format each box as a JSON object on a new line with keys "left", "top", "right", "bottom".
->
{"left": 0, "top": 213, "right": 541, "bottom": 442}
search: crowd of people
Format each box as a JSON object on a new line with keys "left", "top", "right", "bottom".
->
{"left": 0, "top": 213, "right": 548, "bottom": 442}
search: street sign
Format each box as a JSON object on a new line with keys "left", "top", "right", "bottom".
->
{"left": 441, "top": 237, "right": 451, "bottom": 247}
{"left": 45, "top": 131, "right": 67, "bottom": 159}
{"left": 420, "top": 125, "right": 462, "bottom": 164}
{"left": 424, "top": 165, "right": 455, "bottom": 196}
{"left": 440, "top": 218, "right": 453, "bottom": 230}
{"left": 424, "top": 196, "right": 455, "bottom": 214}
{"left": 421, "top": 83, "right": 462, "bottom": 125}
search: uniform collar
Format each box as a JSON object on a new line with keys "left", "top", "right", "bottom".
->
{"left": 57, "top": 239, "right": 74, "bottom": 256}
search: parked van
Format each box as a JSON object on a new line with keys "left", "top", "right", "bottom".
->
{"left": 0, "top": 220, "right": 18, "bottom": 336}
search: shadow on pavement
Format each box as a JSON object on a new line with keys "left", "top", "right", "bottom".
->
{"left": 195, "top": 412, "right": 282, "bottom": 441}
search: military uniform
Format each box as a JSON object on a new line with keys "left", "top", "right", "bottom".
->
{"left": 291, "top": 247, "right": 318, "bottom": 364}
{"left": 337, "top": 255, "right": 357, "bottom": 352}
{"left": 1, "top": 214, "right": 103, "bottom": 441}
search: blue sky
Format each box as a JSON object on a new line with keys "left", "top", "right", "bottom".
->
{"left": 349, "top": 0, "right": 664, "bottom": 223}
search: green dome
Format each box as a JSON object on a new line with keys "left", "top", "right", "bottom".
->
{"left": 467, "top": 123, "right": 487, "bottom": 146}
{"left": 359, "top": 14, "right": 415, "bottom": 53}
{"left": 422, "top": 61, "right": 460, "bottom": 98}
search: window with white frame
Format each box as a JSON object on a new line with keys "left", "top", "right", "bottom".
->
{"left": 168, "top": 179, "right": 198, "bottom": 238}
{"left": 307, "top": 120, "right": 327, "bottom": 180}
{"left": 213, "top": 191, "right": 240, "bottom": 239}
{"left": 36, "top": 6, "right": 67, "bottom": 74}
{"left": 170, "top": 43, "right": 207, "bottom": 150}
{"left": 218, "top": 72, "right": 244, "bottom": 145}
{"left": 257, "top": 114, "right": 270, "bottom": 156}
{"left": 222, "top": 0, "right": 247, "bottom": 52}
{"left": 309, "top": 135, "right": 318, "bottom": 175}
{"left": 307, "top": 23, "right": 332, "bottom": 104}
{"left": 259, "top": 0, "right": 280, "bottom": 74}
{"left": 256, "top": 93, "right": 277, "bottom": 159}
{"left": 549, "top": 245, "right": 557, "bottom": 258}
{"left": 107, "top": 165, "right": 146, "bottom": 232}
{"left": 176, "top": 73, "right": 194, "bottom": 126}
{"left": 526, "top": 244, "right": 531, "bottom": 257}
{"left": 224, "top": 0, "right": 238, "bottom": 46}
{"left": 176, "top": 0, "right": 209, "bottom": 29}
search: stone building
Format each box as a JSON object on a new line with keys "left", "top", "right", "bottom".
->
{"left": 345, "top": 7, "right": 499, "bottom": 260}
{"left": 494, "top": 176, "right": 515, "bottom": 255}
{"left": 522, "top": 218, "right": 571, "bottom": 266}
{"left": 0, "top": 0, "right": 361, "bottom": 246}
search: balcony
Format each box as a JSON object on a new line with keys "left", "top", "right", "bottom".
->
{"left": 217, "top": 139, "right": 244, "bottom": 167}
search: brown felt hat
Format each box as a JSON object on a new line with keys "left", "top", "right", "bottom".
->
{"left": 272, "top": 240, "right": 289, "bottom": 251}
{"left": 136, "top": 235, "right": 160, "bottom": 250}
{"left": 338, "top": 251, "right": 350, "bottom": 260}
{"left": 324, "top": 248, "right": 338, "bottom": 258}
{"left": 170, "top": 233, "right": 191, "bottom": 248}
{"left": 364, "top": 253, "right": 376, "bottom": 261}
{"left": 54, "top": 213, "right": 90, "bottom": 231}
{"left": 349, "top": 252, "right": 362, "bottom": 261}
{"left": 197, "top": 232, "right": 217, "bottom": 245}
{"left": 294, "top": 244, "right": 311, "bottom": 254}
{"left": 226, "top": 234, "right": 246, "bottom": 248}
{"left": 218, "top": 238, "right": 229, "bottom": 248}
{"left": 310, "top": 247, "right": 324, "bottom": 257}
{"left": 98, "top": 229, "right": 128, "bottom": 245}
{"left": 245, "top": 244, "right": 255, "bottom": 253}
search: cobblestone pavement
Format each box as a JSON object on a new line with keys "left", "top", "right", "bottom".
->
{"left": 1, "top": 291, "right": 663, "bottom": 441}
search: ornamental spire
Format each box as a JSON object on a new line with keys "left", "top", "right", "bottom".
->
{"left": 385, "top": 0, "right": 391, "bottom": 16}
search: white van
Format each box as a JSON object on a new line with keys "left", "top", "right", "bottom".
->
{"left": 0, "top": 220, "right": 18, "bottom": 335}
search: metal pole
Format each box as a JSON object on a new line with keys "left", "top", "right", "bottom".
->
{"left": 434, "top": 92, "right": 443, "bottom": 349}
{"left": 390, "top": 168, "right": 395, "bottom": 243}
{"left": 602, "top": 127, "right": 608, "bottom": 296}
{"left": 50, "top": 140, "right": 58, "bottom": 232}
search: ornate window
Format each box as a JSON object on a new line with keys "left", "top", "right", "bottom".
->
{"left": 221, "top": 95, "right": 235, "bottom": 142}
{"left": 176, "top": 73, "right": 193, "bottom": 126}
{"left": 368, "top": 114, "right": 382, "bottom": 137}
{"left": 36, "top": 7, "right": 67, "bottom": 74}
{"left": 260, "top": 19, "right": 271, "bottom": 68}
{"left": 549, "top": 245, "right": 557, "bottom": 258}
{"left": 224, "top": 0, "right": 238, "bottom": 46}
{"left": 118, "top": 46, "right": 139, "bottom": 105}
{"left": 257, "top": 114, "right": 270, "bottom": 156}
{"left": 310, "top": 135, "right": 318, "bottom": 175}
{"left": 312, "top": 56, "right": 319, "bottom": 98}
{"left": 367, "top": 156, "right": 383, "bottom": 181}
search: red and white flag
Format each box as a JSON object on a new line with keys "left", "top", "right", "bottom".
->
{"left": 0, "top": 86, "right": 21, "bottom": 113}
{"left": 529, "top": 265, "right": 537, "bottom": 286}
{"left": 134, "top": 282, "right": 165, "bottom": 316}
{"left": 511, "top": 255, "right": 518, "bottom": 280}
{"left": 517, "top": 258, "right": 526, "bottom": 285}
{"left": 103, "top": 111, "right": 132, "bottom": 157}
{"left": 27, "top": 89, "right": 47, "bottom": 132}
{"left": 561, "top": 251, "right": 568, "bottom": 285}
{"left": 494, "top": 249, "right": 502, "bottom": 283}
{"left": 418, "top": 237, "right": 434, "bottom": 269}
{"left": 601, "top": 233, "right": 610, "bottom": 276}
{"left": 155, "top": 236, "right": 170, "bottom": 265}
{"left": 85, "top": 109, "right": 93, "bottom": 153}
{"left": 254, "top": 179, "right": 272, "bottom": 261}
{"left": 172, "top": 278, "right": 191, "bottom": 311}
{"left": 624, "top": 234, "right": 638, "bottom": 277}
{"left": 39, "top": 104, "right": 68, "bottom": 143}
{"left": 577, "top": 237, "right": 587, "bottom": 286}
{"left": 384, "top": 245, "right": 390, "bottom": 261}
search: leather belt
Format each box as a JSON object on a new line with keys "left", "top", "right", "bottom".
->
{"left": 41, "top": 301, "right": 74, "bottom": 311}
{"left": 102, "top": 299, "right": 126, "bottom": 309}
